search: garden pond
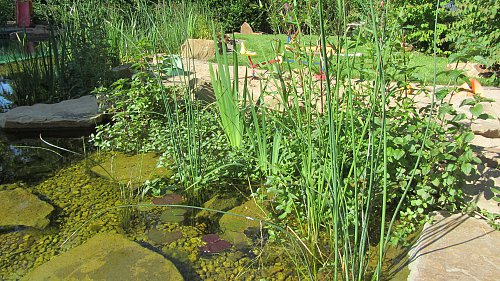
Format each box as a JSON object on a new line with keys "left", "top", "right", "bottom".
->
{"left": 0, "top": 135, "right": 412, "bottom": 280}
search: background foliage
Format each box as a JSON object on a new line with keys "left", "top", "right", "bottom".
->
{"left": 0, "top": 0, "right": 15, "bottom": 25}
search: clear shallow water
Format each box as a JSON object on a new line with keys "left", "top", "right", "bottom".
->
{"left": 0, "top": 138, "right": 300, "bottom": 280}
{"left": 0, "top": 136, "right": 412, "bottom": 280}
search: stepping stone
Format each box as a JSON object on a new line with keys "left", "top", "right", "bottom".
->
{"left": 219, "top": 200, "right": 268, "bottom": 246}
{"left": 0, "top": 95, "right": 105, "bottom": 136}
{"left": 22, "top": 233, "right": 184, "bottom": 281}
{"left": 408, "top": 212, "right": 500, "bottom": 281}
{"left": 0, "top": 188, "right": 54, "bottom": 229}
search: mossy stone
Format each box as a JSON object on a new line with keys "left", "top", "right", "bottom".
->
{"left": 21, "top": 233, "right": 184, "bottom": 281}
{"left": 91, "top": 152, "right": 172, "bottom": 186}
{"left": 196, "top": 193, "right": 241, "bottom": 221}
{"left": 0, "top": 188, "right": 54, "bottom": 229}
{"left": 219, "top": 200, "right": 268, "bottom": 246}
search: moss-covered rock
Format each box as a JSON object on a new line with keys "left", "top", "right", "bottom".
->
{"left": 21, "top": 233, "right": 184, "bottom": 281}
{"left": 219, "top": 200, "right": 268, "bottom": 246}
{"left": 91, "top": 152, "right": 172, "bottom": 186}
{"left": 196, "top": 193, "right": 241, "bottom": 222}
{"left": 0, "top": 188, "right": 54, "bottom": 229}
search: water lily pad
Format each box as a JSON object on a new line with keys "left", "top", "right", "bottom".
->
{"left": 201, "top": 234, "right": 220, "bottom": 243}
{"left": 147, "top": 228, "right": 183, "bottom": 245}
{"left": 152, "top": 194, "right": 183, "bottom": 205}
{"left": 160, "top": 208, "right": 187, "bottom": 223}
{"left": 199, "top": 239, "right": 231, "bottom": 253}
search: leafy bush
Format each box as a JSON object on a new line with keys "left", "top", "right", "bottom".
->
{"left": 0, "top": 0, "right": 15, "bottom": 25}
{"left": 393, "top": 0, "right": 499, "bottom": 69}
{"left": 91, "top": 67, "right": 252, "bottom": 200}
{"left": 200, "top": 0, "right": 271, "bottom": 33}
{"left": 391, "top": 0, "right": 454, "bottom": 53}
{"left": 445, "top": 0, "right": 500, "bottom": 67}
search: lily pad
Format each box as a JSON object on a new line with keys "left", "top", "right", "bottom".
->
{"left": 152, "top": 194, "right": 183, "bottom": 205}
{"left": 160, "top": 208, "right": 187, "bottom": 223}
{"left": 147, "top": 228, "right": 183, "bottom": 245}
{"left": 199, "top": 239, "right": 231, "bottom": 253}
{"left": 201, "top": 234, "right": 221, "bottom": 243}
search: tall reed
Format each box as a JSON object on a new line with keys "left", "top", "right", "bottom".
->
{"left": 240, "top": 0, "right": 440, "bottom": 279}
{"left": 209, "top": 32, "right": 247, "bottom": 149}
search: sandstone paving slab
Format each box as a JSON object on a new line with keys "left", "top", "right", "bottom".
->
{"left": 0, "top": 188, "right": 54, "bottom": 229}
{"left": 0, "top": 95, "right": 103, "bottom": 133}
{"left": 21, "top": 233, "right": 184, "bottom": 281}
{"left": 408, "top": 212, "right": 500, "bottom": 281}
{"left": 463, "top": 156, "right": 500, "bottom": 214}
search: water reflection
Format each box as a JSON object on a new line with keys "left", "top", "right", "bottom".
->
{"left": 0, "top": 134, "right": 86, "bottom": 184}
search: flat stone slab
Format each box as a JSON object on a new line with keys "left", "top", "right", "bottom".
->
{"left": 22, "top": 233, "right": 184, "bottom": 281}
{"left": 0, "top": 188, "right": 54, "bottom": 229}
{"left": 408, "top": 212, "right": 500, "bottom": 281}
{"left": 219, "top": 200, "right": 268, "bottom": 246}
{"left": 0, "top": 95, "right": 104, "bottom": 135}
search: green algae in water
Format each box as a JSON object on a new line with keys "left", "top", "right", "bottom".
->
{"left": 90, "top": 152, "right": 172, "bottom": 186}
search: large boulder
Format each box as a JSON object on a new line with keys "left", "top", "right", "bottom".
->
{"left": 0, "top": 95, "right": 104, "bottom": 136}
{"left": 21, "top": 233, "right": 184, "bottom": 281}
{"left": 0, "top": 188, "right": 54, "bottom": 229}
{"left": 181, "top": 39, "right": 215, "bottom": 61}
{"left": 240, "top": 22, "right": 254, "bottom": 34}
{"left": 91, "top": 152, "right": 172, "bottom": 186}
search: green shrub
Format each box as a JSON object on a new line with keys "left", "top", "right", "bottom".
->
{"left": 445, "top": 0, "right": 500, "bottom": 67}
{"left": 0, "top": 0, "right": 15, "bottom": 25}
{"left": 201, "top": 0, "right": 271, "bottom": 33}
{"left": 391, "top": 0, "right": 454, "bottom": 53}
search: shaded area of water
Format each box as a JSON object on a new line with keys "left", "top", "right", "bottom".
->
{"left": 0, "top": 134, "right": 87, "bottom": 184}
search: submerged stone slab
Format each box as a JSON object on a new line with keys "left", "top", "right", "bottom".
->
{"left": 21, "top": 233, "right": 184, "bottom": 281}
{"left": 0, "top": 188, "right": 53, "bottom": 229}
{"left": 408, "top": 212, "right": 500, "bottom": 281}
{"left": 0, "top": 95, "right": 104, "bottom": 136}
{"left": 91, "top": 152, "right": 172, "bottom": 186}
{"left": 219, "top": 200, "right": 268, "bottom": 246}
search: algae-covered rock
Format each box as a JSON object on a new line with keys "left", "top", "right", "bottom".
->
{"left": 91, "top": 152, "right": 172, "bottom": 186}
{"left": 21, "top": 233, "right": 184, "bottom": 281}
{"left": 0, "top": 188, "right": 53, "bottom": 229}
{"left": 196, "top": 193, "right": 241, "bottom": 221}
{"left": 219, "top": 200, "right": 268, "bottom": 246}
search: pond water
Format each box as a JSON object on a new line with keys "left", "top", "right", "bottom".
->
{"left": 0, "top": 136, "right": 302, "bottom": 280}
{"left": 0, "top": 135, "right": 413, "bottom": 280}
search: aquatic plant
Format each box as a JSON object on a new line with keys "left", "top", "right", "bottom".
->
{"left": 8, "top": 0, "right": 118, "bottom": 106}
{"left": 209, "top": 31, "right": 247, "bottom": 149}
{"left": 86, "top": 0, "right": 488, "bottom": 279}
